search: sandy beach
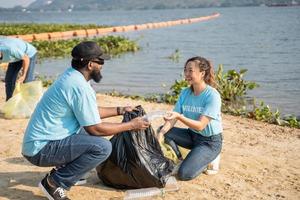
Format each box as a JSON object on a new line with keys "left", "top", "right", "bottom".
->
{"left": 0, "top": 82, "right": 299, "bottom": 200}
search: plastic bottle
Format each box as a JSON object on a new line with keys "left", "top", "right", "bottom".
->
{"left": 142, "top": 111, "right": 166, "bottom": 122}
{"left": 123, "top": 176, "right": 179, "bottom": 199}
{"left": 164, "top": 176, "right": 179, "bottom": 192}
{"left": 124, "top": 187, "right": 163, "bottom": 200}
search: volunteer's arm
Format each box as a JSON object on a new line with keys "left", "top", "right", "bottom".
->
{"left": 84, "top": 117, "right": 150, "bottom": 136}
{"left": 157, "top": 119, "right": 177, "bottom": 142}
{"left": 164, "top": 111, "right": 211, "bottom": 131}
{"left": 17, "top": 55, "right": 30, "bottom": 83}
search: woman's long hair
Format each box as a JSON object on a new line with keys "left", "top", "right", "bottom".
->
{"left": 184, "top": 56, "right": 217, "bottom": 88}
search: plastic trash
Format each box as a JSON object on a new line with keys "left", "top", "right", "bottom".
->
{"left": 160, "top": 141, "right": 179, "bottom": 162}
{"left": 96, "top": 106, "right": 174, "bottom": 189}
{"left": 124, "top": 187, "right": 163, "bottom": 200}
{"left": 160, "top": 141, "right": 189, "bottom": 163}
{"left": 204, "top": 154, "right": 221, "bottom": 175}
{"left": 124, "top": 176, "right": 179, "bottom": 200}
{"left": 1, "top": 81, "right": 43, "bottom": 119}
{"left": 164, "top": 176, "right": 179, "bottom": 192}
{"left": 142, "top": 110, "right": 166, "bottom": 122}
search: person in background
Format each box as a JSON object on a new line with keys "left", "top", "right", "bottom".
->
{"left": 22, "top": 41, "right": 150, "bottom": 200}
{"left": 0, "top": 37, "right": 37, "bottom": 101}
{"left": 157, "top": 56, "right": 223, "bottom": 181}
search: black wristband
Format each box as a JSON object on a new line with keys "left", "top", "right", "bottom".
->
{"left": 117, "top": 107, "right": 121, "bottom": 115}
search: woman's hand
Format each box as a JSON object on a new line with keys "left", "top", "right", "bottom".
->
{"left": 163, "top": 111, "right": 181, "bottom": 121}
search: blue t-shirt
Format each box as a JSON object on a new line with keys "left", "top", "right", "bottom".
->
{"left": 174, "top": 85, "right": 223, "bottom": 137}
{"left": 0, "top": 37, "right": 37, "bottom": 63}
{"left": 22, "top": 67, "right": 101, "bottom": 156}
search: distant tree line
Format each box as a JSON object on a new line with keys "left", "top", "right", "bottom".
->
{"left": 1, "top": 0, "right": 300, "bottom": 11}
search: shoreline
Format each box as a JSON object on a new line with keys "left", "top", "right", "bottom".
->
{"left": 0, "top": 82, "right": 299, "bottom": 199}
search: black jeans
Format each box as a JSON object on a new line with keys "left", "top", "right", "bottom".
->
{"left": 5, "top": 53, "right": 37, "bottom": 101}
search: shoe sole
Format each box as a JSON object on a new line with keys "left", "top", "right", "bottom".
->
{"left": 38, "top": 181, "right": 55, "bottom": 200}
{"left": 74, "top": 179, "right": 87, "bottom": 186}
{"left": 204, "top": 169, "right": 218, "bottom": 175}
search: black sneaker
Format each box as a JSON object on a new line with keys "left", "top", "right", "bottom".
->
{"left": 38, "top": 174, "right": 70, "bottom": 200}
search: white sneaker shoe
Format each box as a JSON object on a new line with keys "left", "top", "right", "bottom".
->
{"left": 204, "top": 154, "right": 220, "bottom": 175}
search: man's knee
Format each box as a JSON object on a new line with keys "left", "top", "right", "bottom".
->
{"left": 91, "top": 138, "right": 112, "bottom": 160}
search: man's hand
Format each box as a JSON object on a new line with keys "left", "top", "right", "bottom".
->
{"left": 130, "top": 117, "right": 150, "bottom": 130}
{"left": 119, "top": 106, "right": 137, "bottom": 115}
{"left": 122, "top": 106, "right": 138, "bottom": 114}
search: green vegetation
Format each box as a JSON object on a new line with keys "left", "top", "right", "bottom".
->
{"left": 161, "top": 79, "right": 188, "bottom": 104}
{"left": 167, "top": 49, "right": 181, "bottom": 62}
{"left": 249, "top": 101, "right": 281, "bottom": 124}
{"left": 31, "top": 36, "right": 139, "bottom": 59}
{"left": 0, "top": 23, "right": 108, "bottom": 35}
{"left": 36, "top": 75, "right": 55, "bottom": 88}
{"left": 216, "top": 65, "right": 258, "bottom": 102}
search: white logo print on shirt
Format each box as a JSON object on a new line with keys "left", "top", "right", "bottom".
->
{"left": 182, "top": 105, "right": 204, "bottom": 113}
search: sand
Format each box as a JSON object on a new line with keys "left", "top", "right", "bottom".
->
{"left": 0, "top": 82, "right": 299, "bottom": 200}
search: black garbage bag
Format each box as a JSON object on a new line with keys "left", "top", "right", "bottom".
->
{"left": 96, "top": 105, "right": 174, "bottom": 189}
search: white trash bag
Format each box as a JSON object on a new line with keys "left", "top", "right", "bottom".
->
{"left": 1, "top": 81, "right": 43, "bottom": 119}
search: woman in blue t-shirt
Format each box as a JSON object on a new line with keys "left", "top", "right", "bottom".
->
{"left": 158, "top": 56, "right": 223, "bottom": 181}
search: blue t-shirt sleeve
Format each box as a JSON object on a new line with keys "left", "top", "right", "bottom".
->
{"left": 202, "top": 92, "right": 221, "bottom": 120}
{"left": 0, "top": 47, "right": 24, "bottom": 62}
{"left": 70, "top": 87, "right": 101, "bottom": 126}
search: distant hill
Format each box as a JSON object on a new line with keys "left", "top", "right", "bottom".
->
{"left": 5, "top": 0, "right": 300, "bottom": 11}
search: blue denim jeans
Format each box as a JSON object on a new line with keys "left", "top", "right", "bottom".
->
{"left": 5, "top": 53, "right": 37, "bottom": 101}
{"left": 164, "top": 127, "right": 222, "bottom": 181}
{"left": 24, "top": 129, "right": 112, "bottom": 190}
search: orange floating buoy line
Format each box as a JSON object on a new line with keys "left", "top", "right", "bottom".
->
{"left": 9, "top": 13, "right": 220, "bottom": 42}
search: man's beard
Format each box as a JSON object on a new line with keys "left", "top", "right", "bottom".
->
{"left": 91, "top": 69, "right": 102, "bottom": 83}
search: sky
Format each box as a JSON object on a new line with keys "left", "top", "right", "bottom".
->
{"left": 0, "top": 0, "right": 35, "bottom": 8}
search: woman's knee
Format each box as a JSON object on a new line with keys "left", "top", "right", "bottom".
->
{"left": 177, "top": 167, "right": 202, "bottom": 181}
{"left": 177, "top": 161, "right": 207, "bottom": 181}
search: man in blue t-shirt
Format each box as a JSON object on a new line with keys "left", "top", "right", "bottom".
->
{"left": 22, "top": 41, "right": 150, "bottom": 200}
{"left": 0, "top": 37, "right": 37, "bottom": 101}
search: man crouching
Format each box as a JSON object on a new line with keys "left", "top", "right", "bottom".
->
{"left": 22, "top": 41, "right": 149, "bottom": 200}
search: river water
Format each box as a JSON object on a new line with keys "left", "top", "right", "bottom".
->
{"left": 0, "top": 6, "right": 299, "bottom": 116}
